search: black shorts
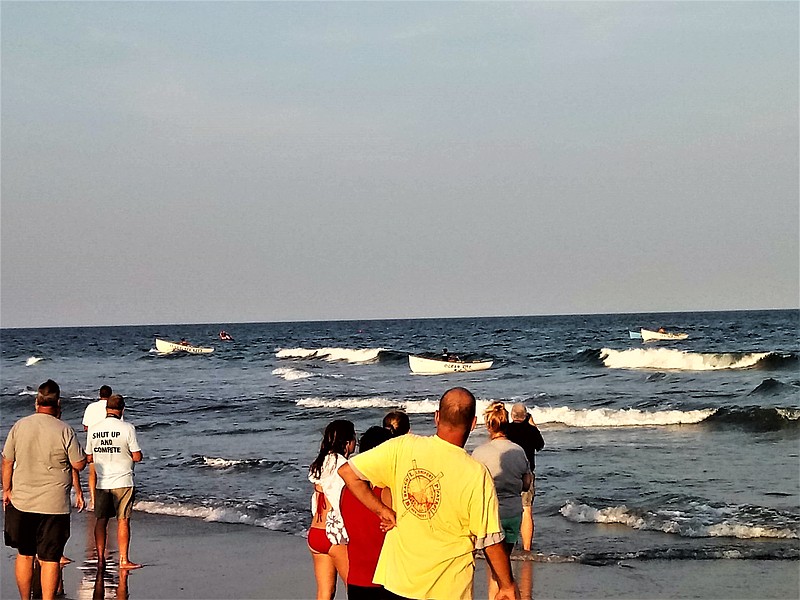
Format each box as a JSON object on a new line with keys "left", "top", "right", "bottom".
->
{"left": 3, "top": 503, "right": 70, "bottom": 562}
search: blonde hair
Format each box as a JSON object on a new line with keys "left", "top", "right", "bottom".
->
{"left": 483, "top": 401, "right": 509, "bottom": 434}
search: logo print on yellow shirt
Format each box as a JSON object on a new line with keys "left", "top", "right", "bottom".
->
{"left": 401, "top": 460, "right": 443, "bottom": 520}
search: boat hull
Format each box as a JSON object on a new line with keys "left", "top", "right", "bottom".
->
{"left": 408, "top": 354, "right": 493, "bottom": 375}
{"left": 640, "top": 329, "right": 689, "bottom": 342}
{"left": 155, "top": 338, "right": 214, "bottom": 354}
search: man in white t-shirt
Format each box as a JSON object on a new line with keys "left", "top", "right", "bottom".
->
{"left": 82, "top": 386, "right": 113, "bottom": 509}
{"left": 82, "top": 385, "right": 113, "bottom": 431}
{"left": 86, "top": 394, "right": 142, "bottom": 570}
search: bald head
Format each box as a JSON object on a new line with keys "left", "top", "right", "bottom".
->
{"left": 437, "top": 387, "right": 477, "bottom": 431}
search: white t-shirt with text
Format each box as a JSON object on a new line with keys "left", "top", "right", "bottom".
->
{"left": 87, "top": 416, "right": 141, "bottom": 489}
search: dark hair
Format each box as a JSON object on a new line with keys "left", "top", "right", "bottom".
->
{"left": 106, "top": 394, "right": 125, "bottom": 411}
{"left": 309, "top": 420, "right": 355, "bottom": 479}
{"left": 359, "top": 426, "right": 392, "bottom": 453}
{"left": 36, "top": 379, "right": 60, "bottom": 407}
{"left": 438, "top": 387, "right": 476, "bottom": 430}
{"left": 382, "top": 411, "right": 410, "bottom": 436}
{"left": 99, "top": 385, "right": 113, "bottom": 399}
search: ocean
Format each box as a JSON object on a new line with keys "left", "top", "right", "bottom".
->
{"left": 1, "top": 309, "right": 798, "bottom": 566}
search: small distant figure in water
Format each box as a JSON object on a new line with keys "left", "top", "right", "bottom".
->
{"left": 442, "top": 348, "right": 460, "bottom": 362}
{"left": 219, "top": 331, "right": 233, "bottom": 341}
{"left": 382, "top": 411, "right": 410, "bottom": 436}
{"left": 179, "top": 339, "right": 190, "bottom": 346}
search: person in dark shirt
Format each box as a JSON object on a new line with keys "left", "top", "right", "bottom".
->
{"left": 504, "top": 403, "right": 545, "bottom": 551}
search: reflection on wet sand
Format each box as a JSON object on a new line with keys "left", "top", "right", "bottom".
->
{"left": 76, "top": 512, "right": 135, "bottom": 600}
{"left": 89, "top": 564, "right": 130, "bottom": 600}
{"left": 518, "top": 559, "right": 533, "bottom": 600}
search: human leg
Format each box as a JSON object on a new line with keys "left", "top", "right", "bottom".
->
{"left": 310, "top": 549, "right": 337, "bottom": 600}
{"left": 116, "top": 518, "right": 141, "bottom": 569}
{"left": 94, "top": 517, "right": 109, "bottom": 565}
{"left": 110, "top": 487, "right": 140, "bottom": 569}
{"left": 14, "top": 554, "right": 34, "bottom": 600}
{"left": 520, "top": 506, "right": 533, "bottom": 551}
{"left": 486, "top": 539, "right": 514, "bottom": 600}
{"left": 328, "top": 543, "right": 349, "bottom": 586}
{"left": 88, "top": 463, "right": 97, "bottom": 509}
{"left": 520, "top": 488, "right": 534, "bottom": 551}
{"left": 38, "top": 559, "right": 60, "bottom": 600}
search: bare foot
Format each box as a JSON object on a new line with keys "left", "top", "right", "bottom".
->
{"left": 119, "top": 561, "right": 142, "bottom": 570}
{"left": 60, "top": 556, "right": 72, "bottom": 565}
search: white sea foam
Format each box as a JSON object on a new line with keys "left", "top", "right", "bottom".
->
{"left": 203, "top": 457, "right": 246, "bottom": 468}
{"left": 295, "top": 397, "right": 489, "bottom": 418}
{"left": 600, "top": 348, "right": 771, "bottom": 370}
{"left": 201, "top": 456, "right": 279, "bottom": 469}
{"left": 18, "top": 389, "right": 37, "bottom": 396}
{"left": 532, "top": 406, "right": 715, "bottom": 427}
{"left": 276, "top": 347, "right": 385, "bottom": 364}
{"left": 776, "top": 408, "right": 800, "bottom": 421}
{"left": 295, "top": 397, "right": 715, "bottom": 428}
{"left": 560, "top": 500, "right": 799, "bottom": 540}
{"left": 25, "top": 356, "right": 41, "bottom": 366}
{"left": 134, "top": 500, "right": 287, "bottom": 530}
{"left": 271, "top": 367, "right": 314, "bottom": 381}
{"left": 297, "top": 396, "right": 399, "bottom": 410}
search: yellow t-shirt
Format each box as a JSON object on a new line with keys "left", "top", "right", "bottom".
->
{"left": 349, "top": 434, "right": 503, "bottom": 600}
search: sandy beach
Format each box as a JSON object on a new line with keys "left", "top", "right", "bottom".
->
{"left": 1, "top": 509, "right": 797, "bottom": 599}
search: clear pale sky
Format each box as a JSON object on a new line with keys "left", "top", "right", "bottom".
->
{"left": 1, "top": 2, "right": 798, "bottom": 328}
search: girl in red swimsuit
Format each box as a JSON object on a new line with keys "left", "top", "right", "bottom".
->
{"left": 308, "top": 420, "right": 356, "bottom": 600}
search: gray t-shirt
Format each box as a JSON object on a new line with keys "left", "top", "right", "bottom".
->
{"left": 2, "top": 413, "right": 86, "bottom": 514}
{"left": 472, "top": 438, "right": 531, "bottom": 519}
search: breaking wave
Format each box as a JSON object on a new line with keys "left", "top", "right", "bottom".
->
{"left": 297, "top": 396, "right": 405, "bottom": 410}
{"left": 294, "top": 398, "right": 798, "bottom": 430}
{"left": 272, "top": 367, "right": 314, "bottom": 381}
{"left": 560, "top": 499, "right": 799, "bottom": 540}
{"left": 25, "top": 356, "right": 42, "bottom": 366}
{"left": 533, "top": 406, "right": 715, "bottom": 427}
{"left": 197, "top": 456, "right": 293, "bottom": 472}
{"left": 598, "top": 348, "right": 796, "bottom": 371}
{"left": 276, "top": 347, "right": 387, "bottom": 364}
{"left": 133, "top": 500, "right": 294, "bottom": 531}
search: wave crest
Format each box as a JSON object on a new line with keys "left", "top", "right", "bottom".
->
{"left": 272, "top": 367, "right": 314, "bottom": 381}
{"left": 276, "top": 347, "right": 386, "bottom": 364}
{"left": 133, "top": 500, "right": 292, "bottom": 531}
{"left": 599, "top": 348, "right": 789, "bottom": 370}
{"left": 560, "top": 499, "right": 799, "bottom": 540}
{"left": 534, "top": 406, "right": 715, "bottom": 428}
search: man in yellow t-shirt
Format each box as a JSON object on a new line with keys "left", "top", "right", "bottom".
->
{"left": 339, "top": 387, "right": 519, "bottom": 600}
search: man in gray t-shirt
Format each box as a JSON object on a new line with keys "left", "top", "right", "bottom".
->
{"left": 2, "top": 379, "right": 87, "bottom": 600}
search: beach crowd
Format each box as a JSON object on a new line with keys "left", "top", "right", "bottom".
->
{"left": 2, "top": 381, "right": 544, "bottom": 600}
{"left": 308, "top": 387, "right": 544, "bottom": 600}
{"left": 3, "top": 380, "right": 142, "bottom": 600}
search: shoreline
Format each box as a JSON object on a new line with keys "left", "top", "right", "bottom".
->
{"left": 2, "top": 509, "right": 798, "bottom": 599}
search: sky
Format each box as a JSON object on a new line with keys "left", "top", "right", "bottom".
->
{"left": 1, "top": 1, "right": 798, "bottom": 328}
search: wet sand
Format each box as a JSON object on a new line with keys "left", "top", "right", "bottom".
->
{"left": 2, "top": 509, "right": 797, "bottom": 599}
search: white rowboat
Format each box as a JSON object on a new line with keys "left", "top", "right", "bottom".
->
{"left": 155, "top": 338, "right": 214, "bottom": 355}
{"left": 640, "top": 329, "right": 689, "bottom": 342}
{"left": 409, "top": 354, "right": 493, "bottom": 375}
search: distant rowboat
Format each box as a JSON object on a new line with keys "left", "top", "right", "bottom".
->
{"left": 640, "top": 329, "right": 689, "bottom": 342}
{"left": 155, "top": 338, "right": 214, "bottom": 355}
{"left": 409, "top": 354, "right": 493, "bottom": 375}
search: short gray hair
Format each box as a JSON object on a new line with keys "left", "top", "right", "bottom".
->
{"left": 511, "top": 403, "right": 528, "bottom": 421}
